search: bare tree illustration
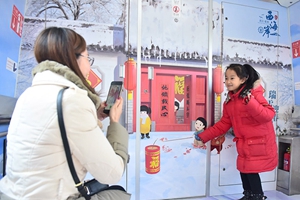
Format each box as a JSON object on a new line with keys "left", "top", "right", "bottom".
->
{"left": 25, "top": 0, "right": 125, "bottom": 25}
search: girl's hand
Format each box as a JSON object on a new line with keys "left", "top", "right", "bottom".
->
{"left": 109, "top": 97, "right": 123, "bottom": 123}
{"left": 244, "top": 93, "right": 254, "bottom": 104}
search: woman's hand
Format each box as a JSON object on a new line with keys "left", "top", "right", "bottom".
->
{"left": 109, "top": 97, "right": 123, "bottom": 123}
{"left": 97, "top": 102, "right": 109, "bottom": 121}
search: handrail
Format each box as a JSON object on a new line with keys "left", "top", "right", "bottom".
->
{"left": 0, "top": 132, "right": 8, "bottom": 138}
{"left": 0, "top": 116, "right": 10, "bottom": 125}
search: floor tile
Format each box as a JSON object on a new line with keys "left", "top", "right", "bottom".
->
{"left": 176, "top": 190, "right": 300, "bottom": 200}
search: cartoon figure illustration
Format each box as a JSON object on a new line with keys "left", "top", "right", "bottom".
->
{"left": 193, "top": 117, "right": 207, "bottom": 148}
{"left": 174, "top": 101, "right": 180, "bottom": 123}
{"left": 140, "top": 105, "right": 152, "bottom": 139}
{"left": 174, "top": 101, "right": 180, "bottom": 113}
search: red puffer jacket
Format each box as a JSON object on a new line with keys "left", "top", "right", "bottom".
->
{"left": 199, "top": 84, "right": 278, "bottom": 173}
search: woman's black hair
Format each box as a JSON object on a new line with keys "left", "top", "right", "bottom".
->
{"left": 196, "top": 117, "right": 207, "bottom": 129}
{"left": 225, "top": 63, "right": 260, "bottom": 97}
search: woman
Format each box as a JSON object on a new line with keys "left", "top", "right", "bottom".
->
{"left": 0, "top": 27, "right": 130, "bottom": 200}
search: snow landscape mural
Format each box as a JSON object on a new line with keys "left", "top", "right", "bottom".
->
{"left": 16, "top": 0, "right": 126, "bottom": 97}
{"left": 11, "top": 0, "right": 296, "bottom": 199}
{"left": 16, "top": 18, "right": 124, "bottom": 98}
{"left": 24, "top": 0, "right": 125, "bottom": 24}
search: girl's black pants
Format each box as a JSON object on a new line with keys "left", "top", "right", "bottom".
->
{"left": 240, "top": 172, "right": 263, "bottom": 194}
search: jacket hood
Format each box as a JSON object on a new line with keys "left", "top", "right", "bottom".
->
{"left": 252, "top": 79, "right": 261, "bottom": 89}
{"left": 226, "top": 79, "right": 262, "bottom": 104}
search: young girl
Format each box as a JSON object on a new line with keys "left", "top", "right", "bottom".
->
{"left": 194, "top": 63, "right": 277, "bottom": 200}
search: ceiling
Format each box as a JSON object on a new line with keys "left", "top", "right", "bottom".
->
{"left": 259, "top": 0, "right": 300, "bottom": 7}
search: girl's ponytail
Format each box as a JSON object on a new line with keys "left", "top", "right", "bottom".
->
{"left": 243, "top": 64, "right": 260, "bottom": 91}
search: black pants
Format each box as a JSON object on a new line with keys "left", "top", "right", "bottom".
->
{"left": 240, "top": 172, "right": 263, "bottom": 194}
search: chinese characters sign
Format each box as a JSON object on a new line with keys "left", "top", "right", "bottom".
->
{"left": 160, "top": 84, "right": 169, "bottom": 117}
{"left": 292, "top": 40, "right": 300, "bottom": 59}
{"left": 268, "top": 90, "right": 279, "bottom": 121}
{"left": 175, "top": 75, "right": 184, "bottom": 102}
{"left": 185, "top": 85, "right": 190, "bottom": 119}
{"left": 258, "top": 10, "right": 279, "bottom": 38}
{"left": 172, "top": 0, "right": 181, "bottom": 22}
{"left": 11, "top": 5, "right": 24, "bottom": 37}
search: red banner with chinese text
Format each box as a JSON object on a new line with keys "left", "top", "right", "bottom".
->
{"left": 11, "top": 5, "right": 24, "bottom": 37}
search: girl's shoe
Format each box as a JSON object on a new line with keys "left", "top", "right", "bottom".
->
{"left": 252, "top": 193, "right": 267, "bottom": 200}
{"left": 239, "top": 190, "right": 252, "bottom": 200}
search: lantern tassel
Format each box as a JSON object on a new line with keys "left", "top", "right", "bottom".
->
{"left": 216, "top": 94, "right": 221, "bottom": 102}
{"left": 128, "top": 90, "right": 133, "bottom": 100}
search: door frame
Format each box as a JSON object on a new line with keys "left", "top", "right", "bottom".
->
{"left": 133, "top": 65, "right": 208, "bottom": 132}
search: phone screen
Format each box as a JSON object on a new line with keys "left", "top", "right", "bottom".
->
{"left": 104, "top": 82, "right": 122, "bottom": 111}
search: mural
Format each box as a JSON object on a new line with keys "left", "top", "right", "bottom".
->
{"left": 129, "top": 0, "right": 221, "bottom": 63}
{"left": 24, "top": 0, "right": 125, "bottom": 24}
{"left": 16, "top": 0, "right": 126, "bottom": 98}
{"left": 222, "top": 2, "right": 294, "bottom": 137}
{"left": 210, "top": 1, "right": 293, "bottom": 196}
{"left": 125, "top": 132, "right": 207, "bottom": 199}
{"left": 5, "top": 0, "right": 296, "bottom": 199}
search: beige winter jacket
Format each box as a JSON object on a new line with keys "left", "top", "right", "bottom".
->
{"left": 0, "top": 61, "right": 129, "bottom": 200}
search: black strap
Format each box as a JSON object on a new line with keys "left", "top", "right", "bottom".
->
{"left": 57, "top": 88, "right": 90, "bottom": 200}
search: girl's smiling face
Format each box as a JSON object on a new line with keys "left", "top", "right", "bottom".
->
{"left": 225, "top": 69, "right": 246, "bottom": 93}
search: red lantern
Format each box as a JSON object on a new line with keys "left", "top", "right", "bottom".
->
{"left": 213, "top": 65, "right": 224, "bottom": 102}
{"left": 124, "top": 58, "right": 137, "bottom": 91}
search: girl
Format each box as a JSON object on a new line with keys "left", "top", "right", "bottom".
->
{"left": 194, "top": 63, "right": 277, "bottom": 200}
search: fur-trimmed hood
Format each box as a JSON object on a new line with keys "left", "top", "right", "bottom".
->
{"left": 32, "top": 60, "right": 101, "bottom": 108}
{"left": 252, "top": 79, "right": 261, "bottom": 89}
{"left": 225, "top": 79, "right": 262, "bottom": 104}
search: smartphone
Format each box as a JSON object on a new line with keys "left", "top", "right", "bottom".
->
{"left": 103, "top": 81, "right": 123, "bottom": 114}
